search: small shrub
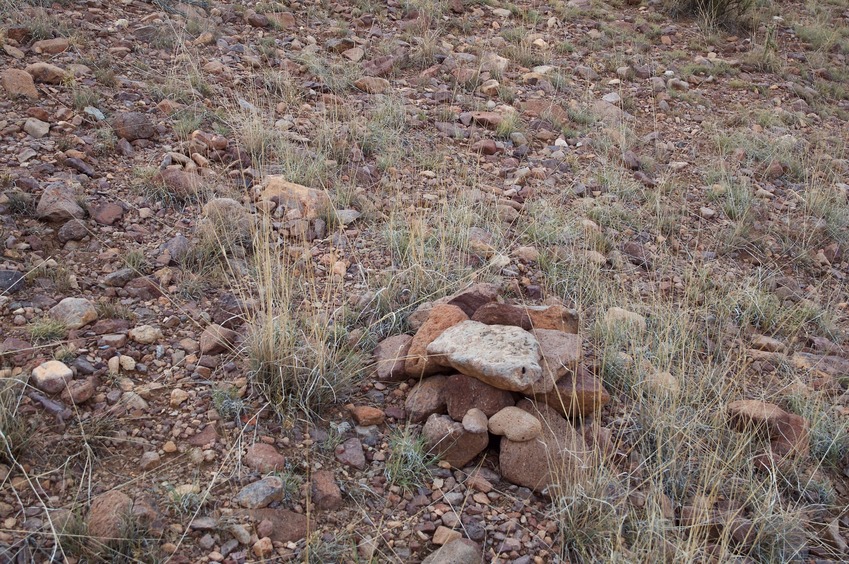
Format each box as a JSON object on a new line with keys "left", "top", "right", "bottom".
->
{"left": 211, "top": 386, "right": 245, "bottom": 422}
{"left": 72, "top": 87, "right": 101, "bottom": 111}
{"left": 124, "top": 250, "right": 149, "bottom": 273}
{"left": 28, "top": 318, "right": 67, "bottom": 344}
{"left": 172, "top": 110, "right": 205, "bottom": 140}
{"left": 786, "top": 393, "right": 849, "bottom": 468}
{"left": 0, "top": 378, "right": 29, "bottom": 463}
{"left": 384, "top": 427, "right": 435, "bottom": 493}
{"left": 304, "top": 531, "right": 354, "bottom": 563}
{"left": 95, "top": 300, "right": 136, "bottom": 321}
{"left": 248, "top": 316, "right": 364, "bottom": 418}
{"left": 93, "top": 127, "right": 117, "bottom": 156}
{"left": 164, "top": 484, "right": 204, "bottom": 517}
{"left": 665, "top": 0, "right": 754, "bottom": 28}
{"left": 6, "top": 191, "right": 36, "bottom": 216}
{"left": 495, "top": 112, "right": 522, "bottom": 139}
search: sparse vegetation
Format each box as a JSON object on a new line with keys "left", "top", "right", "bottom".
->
{"left": 384, "top": 427, "right": 435, "bottom": 493}
{"left": 2, "top": 0, "right": 849, "bottom": 561}
{"left": 28, "top": 318, "right": 67, "bottom": 344}
{"left": 665, "top": 0, "right": 754, "bottom": 28}
{"left": 0, "top": 378, "right": 28, "bottom": 463}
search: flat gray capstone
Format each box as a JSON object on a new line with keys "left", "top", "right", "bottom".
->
{"left": 426, "top": 321, "right": 542, "bottom": 392}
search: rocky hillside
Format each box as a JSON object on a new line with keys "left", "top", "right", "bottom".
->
{"left": 1, "top": 0, "right": 848, "bottom": 562}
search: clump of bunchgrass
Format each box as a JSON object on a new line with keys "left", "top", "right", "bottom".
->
{"left": 28, "top": 318, "right": 67, "bottom": 344}
{"left": 384, "top": 427, "right": 435, "bottom": 493}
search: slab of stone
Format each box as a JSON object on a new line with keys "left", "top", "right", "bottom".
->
{"left": 422, "top": 538, "right": 482, "bottom": 564}
{"left": 1, "top": 68, "right": 38, "bottom": 98}
{"left": 49, "top": 297, "right": 97, "bottom": 330}
{"left": 527, "top": 304, "right": 579, "bottom": 333}
{"left": 31, "top": 360, "right": 73, "bottom": 394}
{"left": 445, "top": 283, "right": 500, "bottom": 317}
{"left": 727, "top": 399, "right": 809, "bottom": 457}
{"left": 405, "top": 375, "right": 449, "bottom": 423}
{"left": 260, "top": 176, "right": 331, "bottom": 220}
{"left": 427, "top": 321, "right": 542, "bottom": 392}
{"left": 234, "top": 477, "right": 285, "bottom": 509}
{"left": 37, "top": 182, "right": 85, "bottom": 222}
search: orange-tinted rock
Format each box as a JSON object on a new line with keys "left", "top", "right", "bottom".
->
{"left": 527, "top": 304, "right": 579, "bottom": 333}
{"left": 422, "top": 413, "right": 489, "bottom": 468}
{"left": 446, "top": 283, "right": 500, "bottom": 317}
{"left": 260, "top": 176, "right": 331, "bottom": 220}
{"left": 499, "top": 400, "right": 591, "bottom": 492}
{"left": 245, "top": 443, "right": 286, "bottom": 472}
{"left": 405, "top": 375, "right": 449, "bottom": 423}
{"left": 522, "top": 329, "right": 582, "bottom": 395}
{"left": 87, "top": 490, "right": 132, "bottom": 542}
{"left": 471, "top": 302, "right": 531, "bottom": 329}
{"left": 727, "top": 399, "right": 809, "bottom": 457}
{"left": 404, "top": 304, "right": 469, "bottom": 378}
{"left": 1, "top": 68, "right": 38, "bottom": 98}
{"left": 350, "top": 405, "right": 385, "bottom": 426}
{"left": 310, "top": 470, "right": 342, "bottom": 510}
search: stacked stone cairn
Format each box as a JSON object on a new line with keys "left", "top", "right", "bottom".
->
{"left": 373, "top": 283, "right": 611, "bottom": 493}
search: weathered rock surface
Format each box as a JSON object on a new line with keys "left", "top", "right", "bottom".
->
{"left": 405, "top": 304, "right": 469, "bottom": 378}
{"left": 49, "top": 297, "right": 97, "bottom": 329}
{"left": 260, "top": 176, "right": 331, "bottom": 220}
{"left": 335, "top": 437, "right": 366, "bottom": 469}
{"left": 112, "top": 112, "right": 155, "bottom": 141}
{"left": 31, "top": 360, "right": 73, "bottom": 394}
{"left": 427, "top": 321, "right": 542, "bottom": 392}
{"left": 88, "top": 490, "right": 133, "bottom": 542}
{"left": 488, "top": 406, "right": 542, "bottom": 442}
{"left": 471, "top": 302, "right": 532, "bottom": 330}
{"left": 534, "top": 365, "right": 610, "bottom": 418}
{"left": 25, "top": 62, "right": 67, "bottom": 84}
{"left": 406, "top": 375, "right": 449, "bottom": 423}
{"left": 499, "top": 399, "right": 591, "bottom": 492}
{"left": 421, "top": 538, "right": 483, "bottom": 564}
{"left": 373, "top": 334, "right": 413, "bottom": 381}
{"left": 423, "top": 413, "right": 489, "bottom": 468}
{"left": 1, "top": 68, "right": 38, "bottom": 98}
{"left": 521, "top": 329, "right": 582, "bottom": 395}
{"left": 199, "top": 323, "right": 238, "bottom": 355}
{"left": 245, "top": 443, "right": 286, "bottom": 472}
{"left": 727, "top": 399, "right": 809, "bottom": 457}
{"left": 444, "top": 373, "right": 515, "bottom": 421}
{"left": 234, "top": 476, "right": 285, "bottom": 508}
{"left": 446, "top": 283, "right": 500, "bottom": 317}
{"left": 311, "top": 470, "right": 342, "bottom": 510}
{"left": 37, "top": 182, "right": 85, "bottom": 222}
{"left": 527, "top": 304, "right": 580, "bottom": 333}
{"left": 0, "top": 270, "right": 25, "bottom": 294}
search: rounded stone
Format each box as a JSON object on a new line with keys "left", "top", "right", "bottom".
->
{"left": 488, "top": 406, "right": 542, "bottom": 442}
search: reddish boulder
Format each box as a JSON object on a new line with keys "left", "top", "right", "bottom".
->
{"left": 445, "top": 374, "right": 515, "bottom": 421}
{"left": 373, "top": 334, "right": 412, "bottom": 381}
{"left": 404, "top": 304, "right": 468, "bottom": 378}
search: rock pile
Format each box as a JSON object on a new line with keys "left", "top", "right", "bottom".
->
{"left": 373, "top": 283, "right": 611, "bottom": 493}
